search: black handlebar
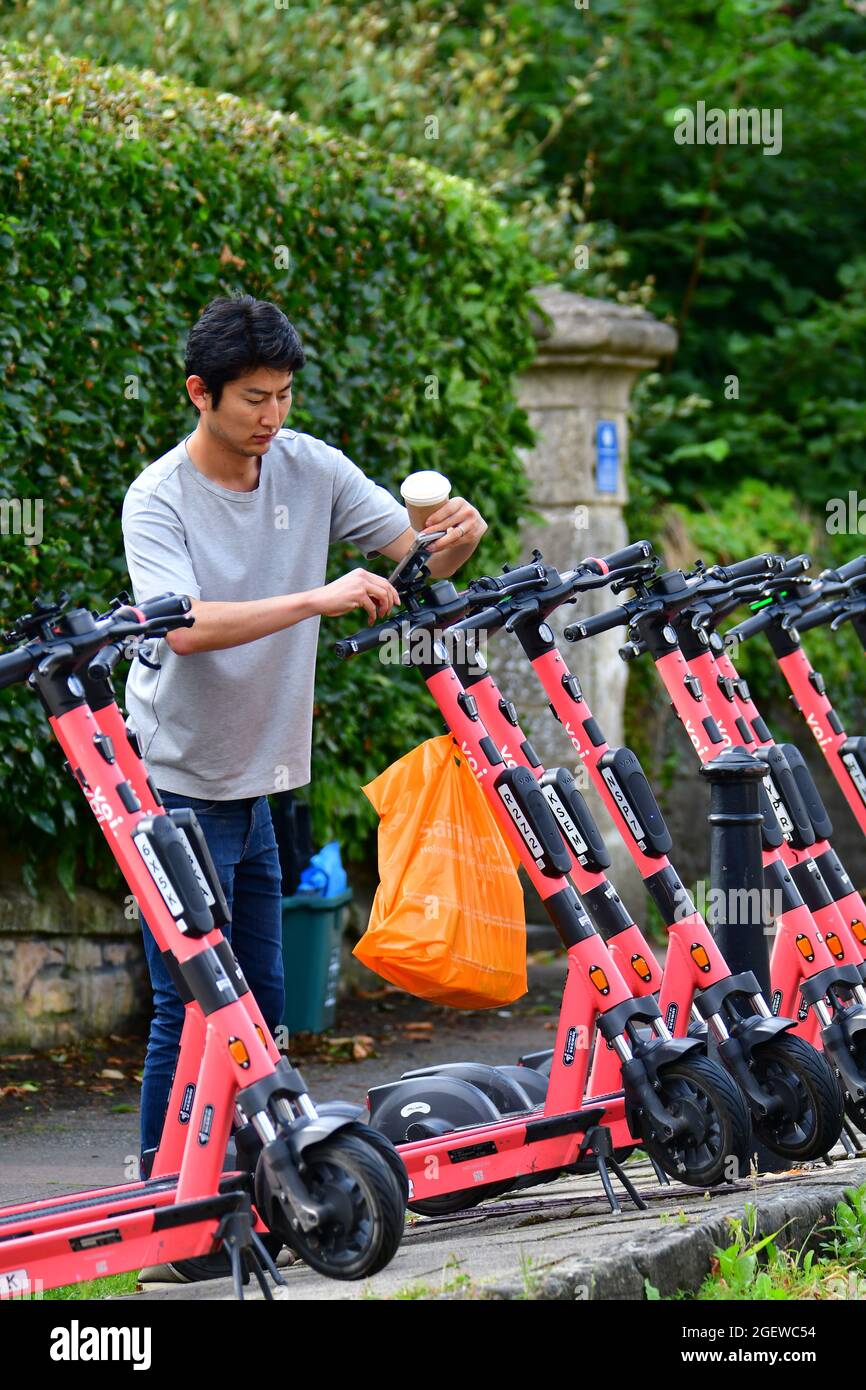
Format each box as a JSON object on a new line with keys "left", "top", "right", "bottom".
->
{"left": 137, "top": 593, "right": 194, "bottom": 622}
{"left": 0, "top": 645, "right": 38, "bottom": 692}
{"left": 787, "top": 600, "right": 846, "bottom": 635}
{"left": 333, "top": 615, "right": 405, "bottom": 661}
{"left": 448, "top": 603, "right": 511, "bottom": 636}
{"left": 781, "top": 554, "right": 812, "bottom": 577}
{"left": 0, "top": 592, "right": 197, "bottom": 693}
{"left": 589, "top": 540, "right": 655, "bottom": 574}
{"left": 821, "top": 554, "right": 866, "bottom": 586}
{"left": 723, "top": 608, "right": 776, "bottom": 645}
{"left": 564, "top": 604, "right": 634, "bottom": 642}
{"left": 710, "top": 553, "right": 781, "bottom": 583}
{"left": 476, "top": 561, "right": 547, "bottom": 593}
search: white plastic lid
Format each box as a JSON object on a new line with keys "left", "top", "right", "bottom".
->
{"left": 400, "top": 470, "right": 451, "bottom": 505}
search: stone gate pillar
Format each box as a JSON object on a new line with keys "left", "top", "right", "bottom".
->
{"left": 497, "top": 287, "right": 678, "bottom": 920}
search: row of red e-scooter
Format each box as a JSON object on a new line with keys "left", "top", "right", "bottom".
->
{"left": 343, "top": 539, "right": 866, "bottom": 1213}
{"left": 1, "top": 539, "right": 866, "bottom": 1299}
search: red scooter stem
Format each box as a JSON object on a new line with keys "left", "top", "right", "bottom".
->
{"left": 777, "top": 644, "right": 866, "bottom": 838}
{"left": 0, "top": 689, "right": 282, "bottom": 1293}
{"left": 651, "top": 646, "right": 859, "bottom": 1021}
{"left": 687, "top": 643, "right": 866, "bottom": 964}
{"left": 474, "top": 643, "right": 775, "bottom": 1032}
{"left": 79, "top": 682, "right": 285, "bottom": 1181}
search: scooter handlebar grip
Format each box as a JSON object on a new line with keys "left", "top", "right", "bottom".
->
{"left": 334, "top": 618, "right": 402, "bottom": 659}
{"left": 781, "top": 553, "right": 812, "bottom": 577}
{"left": 448, "top": 604, "right": 507, "bottom": 634}
{"left": 724, "top": 610, "right": 774, "bottom": 644}
{"left": 564, "top": 605, "right": 631, "bottom": 641}
{"left": 487, "top": 562, "right": 547, "bottom": 592}
{"left": 87, "top": 639, "right": 133, "bottom": 680}
{"left": 714, "top": 553, "right": 781, "bottom": 583}
{"left": 0, "top": 646, "right": 35, "bottom": 690}
{"left": 588, "top": 540, "right": 654, "bottom": 574}
{"left": 792, "top": 601, "right": 843, "bottom": 634}
{"left": 822, "top": 554, "right": 866, "bottom": 585}
{"left": 137, "top": 592, "right": 193, "bottom": 621}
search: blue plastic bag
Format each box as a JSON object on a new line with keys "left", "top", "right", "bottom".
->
{"left": 297, "top": 841, "right": 348, "bottom": 898}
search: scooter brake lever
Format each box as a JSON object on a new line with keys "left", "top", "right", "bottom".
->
{"left": 35, "top": 643, "right": 76, "bottom": 679}
{"left": 688, "top": 603, "right": 712, "bottom": 631}
{"left": 504, "top": 598, "right": 539, "bottom": 632}
{"left": 779, "top": 607, "right": 802, "bottom": 633}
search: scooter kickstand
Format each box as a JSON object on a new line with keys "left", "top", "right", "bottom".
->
{"left": 216, "top": 1209, "right": 287, "bottom": 1302}
{"left": 647, "top": 1154, "right": 671, "bottom": 1186}
{"left": 584, "top": 1126, "right": 647, "bottom": 1214}
{"left": 609, "top": 1158, "right": 649, "bottom": 1213}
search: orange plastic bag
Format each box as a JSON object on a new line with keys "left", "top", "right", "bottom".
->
{"left": 354, "top": 735, "right": 526, "bottom": 1008}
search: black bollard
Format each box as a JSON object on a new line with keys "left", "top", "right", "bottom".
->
{"left": 700, "top": 746, "right": 772, "bottom": 998}
{"left": 700, "top": 746, "right": 784, "bottom": 1174}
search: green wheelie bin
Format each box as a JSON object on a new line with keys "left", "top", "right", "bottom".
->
{"left": 279, "top": 888, "right": 353, "bottom": 1033}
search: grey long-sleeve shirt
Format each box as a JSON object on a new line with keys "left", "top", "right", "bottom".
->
{"left": 121, "top": 427, "right": 409, "bottom": 800}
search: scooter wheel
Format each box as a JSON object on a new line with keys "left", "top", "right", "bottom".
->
{"left": 256, "top": 1134, "right": 405, "bottom": 1280}
{"left": 409, "top": 1179, "right": 515, "bottom": 1217}
{"left": 343, "top": 1121, "right": 410, "bottom": 1206}
{"left": 641, "top": 1054, "right": 750, "bottom": 1187}
{"left": 749, "top": 1035, "right": 844, "bottom": 1161}
{"left": 164, "top": 1231, "right": 285, "bottom": 1284}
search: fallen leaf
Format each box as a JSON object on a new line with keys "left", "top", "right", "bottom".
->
{"left": 3, "top": 1053, "right": 35, "bottom": 1062}
{"left": 402, "top": 1022, "right": 434, "bottom": 1033}
{"left": 100, "top": 1068, "right": 126, "bottom": 1080}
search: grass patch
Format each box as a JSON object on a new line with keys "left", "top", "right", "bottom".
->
{"left": 646, "top": 1183, "right": 866, "bottom": 1301}
{"left": 22, "top": 1271, "right": 141, "bottom": 1300}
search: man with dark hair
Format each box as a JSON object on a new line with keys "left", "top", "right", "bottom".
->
{"left": 122, "top": 293, "right": 486, "bottom": 1279}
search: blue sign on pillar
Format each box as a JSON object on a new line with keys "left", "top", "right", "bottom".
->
{"left": 596, "top": 420, "right": 619, "bottom": 494}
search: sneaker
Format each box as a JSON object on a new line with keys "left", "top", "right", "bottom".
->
{"left": 139, "top": 1243, "right": 296, "bottom": 1284}
{"left": 139, "top": 1254, "right": 232, "bottom": 1284}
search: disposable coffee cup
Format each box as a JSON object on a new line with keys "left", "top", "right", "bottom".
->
{"left": 400, "top": 470, "right": 451, "bottom": 532}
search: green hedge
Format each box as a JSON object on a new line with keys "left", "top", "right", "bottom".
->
{"left": 0, "top": 42, "right": 546, "bottom": 894}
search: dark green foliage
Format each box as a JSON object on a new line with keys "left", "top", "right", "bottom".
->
{"left": 2, "top": 0, "right": 866, "bottom": 879}
{"left": 0, "top": 42, "right": 543, "bottom": 890}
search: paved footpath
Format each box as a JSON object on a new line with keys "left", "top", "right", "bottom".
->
{"left": 126, "top": 1153, "right": 866, "bottom": 1302}
{"left": 3, "top": 952, "right": 866, "bottom": 1300}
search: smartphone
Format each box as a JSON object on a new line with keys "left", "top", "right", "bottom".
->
{"left": 387, "top": 530, "right": 447, "bottom": 586}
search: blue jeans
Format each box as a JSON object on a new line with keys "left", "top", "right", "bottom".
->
{"left": 139, "top": 791, "right": 285, "bottom": 1157}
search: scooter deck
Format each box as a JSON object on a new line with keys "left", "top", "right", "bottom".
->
{"left": 0, "top": 1176, "right": 253, "bottom": 1298}
{"left": 0, "top": 1169, "right": 249, "bottom": 1228}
